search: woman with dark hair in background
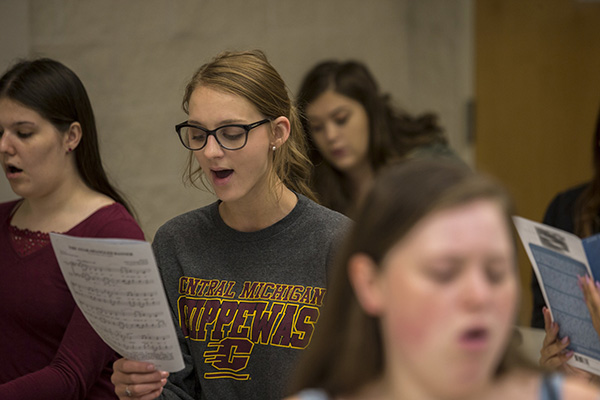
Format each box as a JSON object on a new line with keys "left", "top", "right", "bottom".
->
{"left": 0, "top": 58, "right": 144, "bottom": 399}
{"left": 296, "top": 60, "right": 457, "bottom": 217}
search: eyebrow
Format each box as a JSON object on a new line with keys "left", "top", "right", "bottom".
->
{"left": 6, "top": 121, "right": 36, "bottom": 129}
{"left": 187, "top": 118, "right": 247, "bottom": 127}
{"left": 308, "top": 106, "right": 350, "bottom": 122}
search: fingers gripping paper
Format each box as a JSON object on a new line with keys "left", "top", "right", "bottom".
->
{"left": 513, "top": 216, "right": 600, "bottom": 375}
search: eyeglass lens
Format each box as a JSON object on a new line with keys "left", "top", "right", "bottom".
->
{"left": 181, "top": 125, "right": 248, "bottom": 150}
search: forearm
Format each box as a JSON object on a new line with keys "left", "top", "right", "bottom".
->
{"left": 0, "top": 365, "right": 92, "bottom": 400}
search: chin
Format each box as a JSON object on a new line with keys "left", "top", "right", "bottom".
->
{"left": 214, "top": 188, "right": 244, "bottom": 204}
{"left": 333, "top": 162, "right": 358, "bottom": 174}
{"left": 7, "top": 185, "right": 29, "bottom": 199}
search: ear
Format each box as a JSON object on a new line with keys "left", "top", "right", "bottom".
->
{"left": 63, "top": 122, "right": 82, "bottom": 152}
{"left": 348, "top": 253, "right": 384, "bottom": 316}
{"left": 270, "top": 116, "right": 291, "bottom": 150}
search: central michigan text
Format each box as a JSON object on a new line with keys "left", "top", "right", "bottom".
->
{"left": 177, "top": 278, "right": 325, "bottom": 349}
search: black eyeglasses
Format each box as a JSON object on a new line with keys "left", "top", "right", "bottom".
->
{"left": 175, "top": 119, "right": 271, "bottom": 151}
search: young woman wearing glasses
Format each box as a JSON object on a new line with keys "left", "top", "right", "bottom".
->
{"left": 111, "top": 50, "right": 350, "bottom": 400}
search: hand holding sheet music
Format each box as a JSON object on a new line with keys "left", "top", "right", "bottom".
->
{"left": 514, "top": 216, "right": 600, "bottom": 375}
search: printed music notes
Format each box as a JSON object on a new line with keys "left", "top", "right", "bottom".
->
{"left": 50, "top": 233, "right": 184, "bottom": 372}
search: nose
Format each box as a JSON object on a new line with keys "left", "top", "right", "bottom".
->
{"left": 322, "top": 122, "right": 340, "bottom": 143}
{"left": 0, "top": 132, "right": 15, "bottom": 155}
{"left": 461, "top": 267, "right": 493, "bottom": 310}
{"left": 202, "top": 135, "right": 224, "bottom": 159}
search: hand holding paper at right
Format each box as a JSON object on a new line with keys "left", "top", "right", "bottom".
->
{"left": 540, "top": 306, "right": 573, "bottom": 369}
{"left": 513, "top": 215, "right": 600, "bottom": 375}
{"left": 539, "top": 306, "right": 596, "bottom": 382}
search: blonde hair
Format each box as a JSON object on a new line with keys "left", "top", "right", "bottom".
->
{"left": 181, "top": 50, "right": 317, "bottom": 202}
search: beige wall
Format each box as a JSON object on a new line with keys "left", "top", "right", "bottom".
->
{"left": 0, "top": 0, "right": 28, "bottom": 206}
{"left": 0, "top": 0, "right": 473, "bottom": 240}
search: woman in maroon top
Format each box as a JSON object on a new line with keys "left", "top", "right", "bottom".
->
{"left": 0, "top": 58, "right": 144, "bottom": 399}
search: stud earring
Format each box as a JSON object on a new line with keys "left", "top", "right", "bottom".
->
{"left": 272, "top": 146, "right": 276, "bottom": 151}
{"left": 67, "top": 147, "right": 73, "bottom": 153}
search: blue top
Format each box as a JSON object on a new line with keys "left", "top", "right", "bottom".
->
{"left": 539, "top": 373, "right": 562, "bottom": 400}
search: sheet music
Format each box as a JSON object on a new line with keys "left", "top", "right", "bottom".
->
{"left": 50, "top": 233, "right": 184, "bottom": 372}
{"left": 513, "top": 216, "right": 600, "bottom": 375}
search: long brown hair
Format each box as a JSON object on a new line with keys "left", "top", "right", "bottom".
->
{"left": 575, "top": 105, "right": 600, "bottom": 237}
{"left": 0, "top": 58, "right": 135, "bottom": 215}
{"left": 296, "top": 60, "right": 447, "bottom": 215}
{"left": 288, "top": 159, "right": 519, "bottom": 398}
{"left": 181, "top": 50, "right": 317, "bottom": 202}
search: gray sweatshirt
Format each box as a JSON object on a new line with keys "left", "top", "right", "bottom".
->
{"left": 154, "top": 194, "right": 351, "bottom": 400}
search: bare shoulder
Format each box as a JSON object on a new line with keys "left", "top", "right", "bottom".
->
{"left": 562, "top": 376, "right": 600, "bottom": 400}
